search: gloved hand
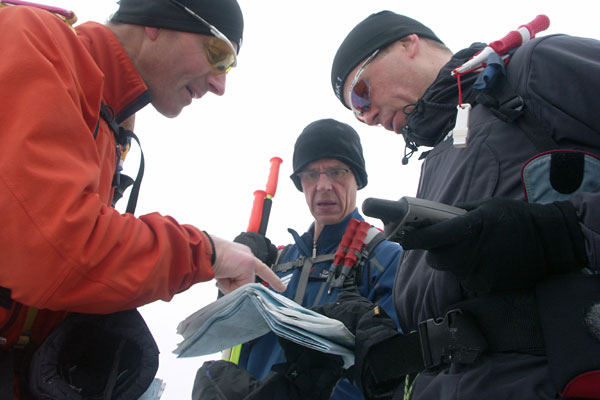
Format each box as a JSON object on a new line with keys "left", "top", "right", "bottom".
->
{"left": 311, "top": 291, "right": 403, "bottom": 399}
{"left": 312, "top": 289, "right": 376, "bottom": 335}
{"left": 401, "top": 198, "right": 589, "bottom": 295}
{"left": 353, "top": 307, "right": 403, "bottom": 399}
{"left": 234, "top": 231, "right": 278, "bottom": 266}
{"left": 253, "top": 337, "right": 344, "bottom": 400}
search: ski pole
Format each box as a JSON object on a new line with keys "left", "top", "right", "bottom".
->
{"left": 223, "top": 157, "right": 282, "bottom": 364}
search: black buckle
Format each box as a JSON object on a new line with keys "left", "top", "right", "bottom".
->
{"left": 418, "top": 309, "right": 487, "bottom": 369}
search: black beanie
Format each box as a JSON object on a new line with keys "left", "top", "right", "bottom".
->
{"left": 291, "top": 119, "right": 367, "bottom": 192}
{"left": 112, "top": 0, "right": 243, "bottom": 53}
{"left": 331, "top": 11, "right": 443, "bottom": 107}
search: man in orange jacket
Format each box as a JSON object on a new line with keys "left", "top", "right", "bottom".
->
{"left": 0, "top": 0, "right": 284, "bottom": 398}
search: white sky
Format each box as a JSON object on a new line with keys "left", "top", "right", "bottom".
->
{"left": 26, "top": 1, "right": 599, "bottom": 398}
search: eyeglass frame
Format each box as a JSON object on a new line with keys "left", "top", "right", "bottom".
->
{"left": 167, "top": 0, "right": 238, "bottom": 73}
{"left": 348, "top": 48, "right": 380, "bottom": 121}
{"left": 295, "top": 167, "right": 351, "bottom": 185}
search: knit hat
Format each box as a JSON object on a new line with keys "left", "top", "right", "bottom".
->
{"left": 331, "top": 11, "right": 443, "bottom": 107}
{"left": 291, "top": 119, "right": 367, "bottom": 192}
{"left": 112, "top": 0, "right": 243, "bottom": 53}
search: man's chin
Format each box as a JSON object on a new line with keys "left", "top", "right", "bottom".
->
{"left": 152, "top": 101, "right": 184, "bottom": 119}
{"left": 314, "top": 213, "right": 344, "bottom": 227}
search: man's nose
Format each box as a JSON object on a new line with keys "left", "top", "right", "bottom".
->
{"left": 206, "top": 73, "right": 226, "bottom": 96}
{"left": 315, "top": 172, "right": 334, "bottom": 190}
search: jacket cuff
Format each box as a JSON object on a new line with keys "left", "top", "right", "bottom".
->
{"left": 203, "top": 231, "right": 216, "bottom": 265}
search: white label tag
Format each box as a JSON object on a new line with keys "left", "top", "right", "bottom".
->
{"left": 452, "top": 103, "right": 471, "bottom": 148}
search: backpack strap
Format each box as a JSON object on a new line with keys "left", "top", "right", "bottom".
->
{"left": 99, "top": 102, "right": 145, "bottom": 214}
{"left": 474, "top": 66, "right": 559, "bottom": 152}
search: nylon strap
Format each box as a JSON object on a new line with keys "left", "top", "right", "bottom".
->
{"left": 474, "top": 71, "right": 559, "bottom": 152}
{"left": 293, "top": 257, "right": 318, "bottom": 304}
{"left": 99, "top": 102, "right": 144, "bottom": 214}
{"left": 15, "top": 306, "right": 38, "bottom": 348}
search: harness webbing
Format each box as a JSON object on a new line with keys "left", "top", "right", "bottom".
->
{"left": 272, "top": 222, "right": 385, "bottom": 306}
{"left": 99, "top": 102, "right": 145, "bottom": 214}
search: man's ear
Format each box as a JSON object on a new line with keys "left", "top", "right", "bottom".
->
{"left": 144, "top": 26, "right": 161, "bottom": 41}
{"left": 402, "top": 34, "right": 420, "bottom": 58}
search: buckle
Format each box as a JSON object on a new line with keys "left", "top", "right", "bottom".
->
{"left": 418, "top": 309, "right": 487, "bottom": 369}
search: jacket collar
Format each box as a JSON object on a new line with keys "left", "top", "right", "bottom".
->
{"left": 75, "top": 22, "right": 151, "bottom": 123}
{"left": 291, "top": 208, "right": 364, "bottom": 256}
{"left": 402, "top": 43, "right": 486, "bottom": 149}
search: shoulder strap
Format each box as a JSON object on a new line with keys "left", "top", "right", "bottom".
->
{"left": 99, "top": 102, "right": 145, "bottom": 214}
{"left": 474, "top": 69, "right": 559, "bottom": 152}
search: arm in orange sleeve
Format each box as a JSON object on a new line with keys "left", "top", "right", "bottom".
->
{"left": 0, "top": 8, "right": 215, "bottom": 313}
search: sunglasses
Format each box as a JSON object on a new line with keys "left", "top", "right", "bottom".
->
{"left": 349, "top": 49, "right": 380, "bottom": 122}
{"left": 168, "top": 0, "right": 237, "bottom": 74}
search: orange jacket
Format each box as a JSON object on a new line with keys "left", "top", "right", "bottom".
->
{"left": 0, "top": 6, "right": 215, "bottom": 348}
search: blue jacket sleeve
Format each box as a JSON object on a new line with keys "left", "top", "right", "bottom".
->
{"left": 358, "top": 240, "right": 402, "bottom": 329}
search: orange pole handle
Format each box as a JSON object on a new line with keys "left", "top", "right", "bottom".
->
{"left": 265, "top": 157, "right": 283, "bottom": 198}
{"left": 246, "top": 190, "right": 266, "bottom": 233}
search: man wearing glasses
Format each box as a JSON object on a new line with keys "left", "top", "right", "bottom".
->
{"left": 325, "top": 10, "right": 600, "bottom": 400}
{"left": 192, "top": 118, "right": 402, "bottom": 400}
{"left": 0, "top": 0, "right": 284, "bottom": 398}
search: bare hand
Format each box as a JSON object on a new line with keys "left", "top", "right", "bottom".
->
{"left": 210, "top": 234, "right": 286, "bottom": 294}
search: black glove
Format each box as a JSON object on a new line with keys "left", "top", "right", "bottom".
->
{"left": 401, "top": 198, "right": 589, "bottom": 295}
{"left": 255, "top": 337, "right": 344, "bottom": 400}
{"left": 234, "top": 231, "right": 277, "bottom": 266}
{"left": 312, "top": 289, "right": 376, "bottom": 335}
{"left": 192, "top": 360, "right": 260, "bottom": 400}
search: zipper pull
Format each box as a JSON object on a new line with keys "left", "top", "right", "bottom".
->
{"left": 452, "top": 103, "right": 471, "bottom": 148}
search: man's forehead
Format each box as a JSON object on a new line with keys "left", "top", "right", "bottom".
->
{"left": 303, "top": 158, "right": 349, "bottom": 170}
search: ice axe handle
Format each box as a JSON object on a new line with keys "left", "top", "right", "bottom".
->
{"left": 362, "top": 196, "right": 467, "bottom": 243}
{"left": 265, "top": 157, "right": 283, "bottom": 198}
{"left": 489, "top": 14, "right": 550, "bottom": 55}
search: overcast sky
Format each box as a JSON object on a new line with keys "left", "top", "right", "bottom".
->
{"left": 29, "top": 1, "right": 600, "bottom": 398}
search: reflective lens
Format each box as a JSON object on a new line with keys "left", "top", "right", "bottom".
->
{"left": 168, "top": 0, "right": 237, "bottom": 74}
{"left": 351, "top": 78, "right": 371, "bottom": 112}
{"left": 205, "top": 36, "right": 236, "bottom": 74}
{"left": 348, "top": 49, "right": 380, "bottom": 122}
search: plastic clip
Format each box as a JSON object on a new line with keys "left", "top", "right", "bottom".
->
{"left": 452, "top": 103, "right": 471, "bottom": 148}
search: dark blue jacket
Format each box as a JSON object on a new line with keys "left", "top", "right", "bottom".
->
{"left": 239, "top": 208, "right": 402, "bottom": 400}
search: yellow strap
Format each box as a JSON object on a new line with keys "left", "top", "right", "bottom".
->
{"left": 15, "top": 306, "right": 38, "bottom": 348}
{"left": 222, "top": 344, "right": 242, "bottom": 365}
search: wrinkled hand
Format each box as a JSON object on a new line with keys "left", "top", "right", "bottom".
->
{"left": 210, "top": 235, "right": 286, "bottom": 294}
{"left": 312, "top": 289, "right": 375, "bottom": 335}
{"left": 233, "top": 232, "right": 277, "bottom": 266}
{"left": 401, "top": 198, "right": 588, "bottom": 295}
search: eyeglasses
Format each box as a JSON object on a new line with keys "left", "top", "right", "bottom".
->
{"left": 168, "top": 0, "right": 237, "bottom": 74}
{"left": 349, "top": 49, "right": 380, "bottom": 122}
{"left": 296, "top": 168, "right": 350, "bottom": 185}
